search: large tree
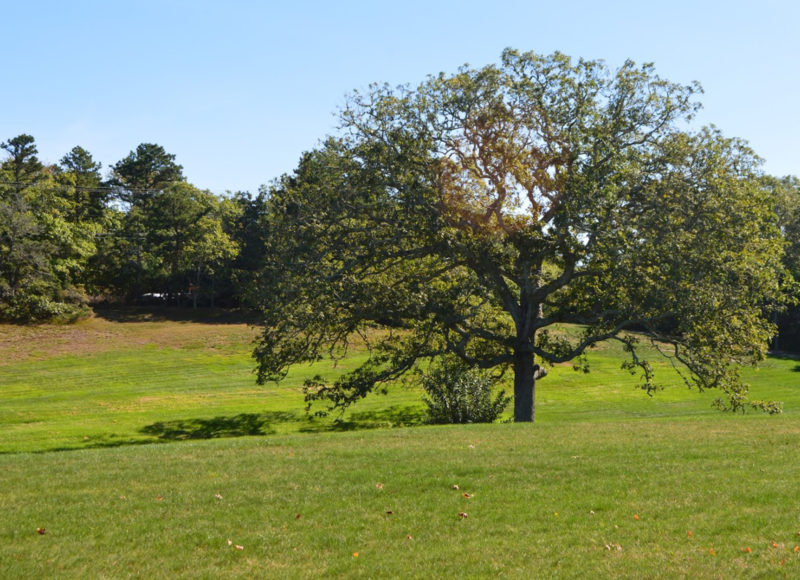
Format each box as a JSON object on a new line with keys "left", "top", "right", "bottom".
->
{"left": 253, "top": 50, "right": 786, "bottom": 421}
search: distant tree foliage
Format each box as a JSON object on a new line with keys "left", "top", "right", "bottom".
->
{"left": 55, "top": 146, "right": 107, "bottom": 223}
{"left": 0, "top": 136, "right": 90, "bottom": 320}
{"left": 0, "top": 135, "right": 253, "bottom": 320}
{"left": 111, "top": 143, "right": 185, "bottom": 205}
{"left": 1, "top": 134, "right": 43, "bottom": 197}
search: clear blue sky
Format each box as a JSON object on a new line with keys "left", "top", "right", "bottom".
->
{"left": 2, "top": 0, "right": 798, "bottom": 194}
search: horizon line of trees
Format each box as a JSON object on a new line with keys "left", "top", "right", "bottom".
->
{"left": 3, "top": 132, "right": 800, "bottom": 354}
{"left": 0, "top": 134, "right": 269, "bottom": 321}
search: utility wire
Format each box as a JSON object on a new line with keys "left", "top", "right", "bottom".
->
{"left": 0, "top": 179, "right": 241, "bottom": 197}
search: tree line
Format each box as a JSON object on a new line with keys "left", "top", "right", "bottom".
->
{"left": 0, "top": 135, "right": 268, "bottom": 321}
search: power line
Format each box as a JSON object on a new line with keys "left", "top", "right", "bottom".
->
{"left": 0, "top": 179, "right": 234, "bottom": 197}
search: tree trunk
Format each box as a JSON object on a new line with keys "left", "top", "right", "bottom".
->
{"left": 513, "top": 349, "right": 536, "bottom": 422}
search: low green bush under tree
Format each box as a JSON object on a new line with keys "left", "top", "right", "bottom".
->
{"left": 422, "top": 358, "right": 510, "bottom": 424}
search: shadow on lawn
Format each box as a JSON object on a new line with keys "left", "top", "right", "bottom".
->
{"left": 300, "top": 405, "right": 427, "bottom": 433}
{"left": 140, "top": 412, "right": 290, "bottom": 440}
{"left": 139, "top": 405, "right": 427, "bottom": 441}
{"left": 92, "top": 306, "right": 258, "bottom": 325}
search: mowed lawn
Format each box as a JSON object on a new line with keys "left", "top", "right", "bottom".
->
{"left": 1, "top": 310, "right": 799, "bottom": 577}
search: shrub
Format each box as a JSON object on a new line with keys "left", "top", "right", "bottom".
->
{"left": 422, "top": 359, "right": 510, "bottom": 424}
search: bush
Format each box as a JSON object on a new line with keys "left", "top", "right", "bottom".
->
{"left": 422, "top": 359, "right": 510, "bottom": 424}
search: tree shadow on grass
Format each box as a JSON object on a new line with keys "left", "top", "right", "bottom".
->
{"left": 299, "top": 405, "right": 427, "bottom": 433}
{"left": 92, "top": 306, "right": 258, "bottom": 325}
{"left": 131, "top": 405, "right": 426, "bottom": 442}
{"left": 20, "top": 407, "right": 429, "bottom": 454}
{"left": 140, "top": 411, "right": 299, "bottom": 440}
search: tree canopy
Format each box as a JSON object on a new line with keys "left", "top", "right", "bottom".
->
{"left": 252, "top": 49, "right": 787, "bottom": 421}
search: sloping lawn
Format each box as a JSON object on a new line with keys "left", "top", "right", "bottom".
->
{"left": 1, "top": 310, "right": 799, "bottom": 577}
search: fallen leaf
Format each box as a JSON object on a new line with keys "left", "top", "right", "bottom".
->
{"left": 352, "top": 552, "right": 359, "bottom": 558}
{"left": 375, "top": 483, "right": 384, "bottom": 490}
{"left": 771, "top": 541, "right": 780, "bottom": 549}
{"left": 708, "top": 548, "right": 716, "bottom": 556}
{"left": 296, "top": 513, "right": 302, "bottom": 519}
{"left": 780, "top": 559, "right": 786, "bottom": 566}
{"left": 554, "top": 512, "right": 559, "bottom": 517}
{"left": 687, "top": 531, "right": 693, "bottom": 538}
{"left": 156, "top": 495, "right": 164, "bottom": 501}
{"left": 235, "top": 545, "right": 244, "bottom": 550}
{"left": 463, "top": 493, "right": 472, "bottom": 499}
{"left": 36, "top": 528, "right": 46, "bottom": 535}
{"left": 740, "top": 547, "right": 752, "bottom": 553}
{"left": 794, "top": 545, "right": 799, "bottom": 553}
{"left": 458, "top": 512, "right": 468, "bottom": 518}
{"left": 633, "top": 514, "right": 640, "bottom": 521}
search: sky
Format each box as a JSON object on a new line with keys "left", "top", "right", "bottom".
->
{"left": 2, "top": 0, "right": 798, "bottom": 195}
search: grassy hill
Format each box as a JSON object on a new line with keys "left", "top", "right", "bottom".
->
{"left": 1, "top": 309, "right": 799, "bottom": 577}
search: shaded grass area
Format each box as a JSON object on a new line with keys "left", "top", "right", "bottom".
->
{"left": 1, "top": 419, "right": 798, "bottom": 578}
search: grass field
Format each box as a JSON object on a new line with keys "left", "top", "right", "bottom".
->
{"left": 1, "top": 309, "right": 799, "bottom": 577}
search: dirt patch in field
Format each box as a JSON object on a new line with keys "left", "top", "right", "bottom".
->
{"left": 0, "top": 310, "right": 259, "bottom": 365}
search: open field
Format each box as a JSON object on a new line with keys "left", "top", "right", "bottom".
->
{"left": 3, "top": 309, "right": 799, "bottom": 454}
{"left": 1, "top": 310, "right": 799, "bottom": 577}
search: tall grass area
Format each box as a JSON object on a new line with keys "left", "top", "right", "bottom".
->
{"left": 1, "top": 311, "right": 799, "bottom": 577}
